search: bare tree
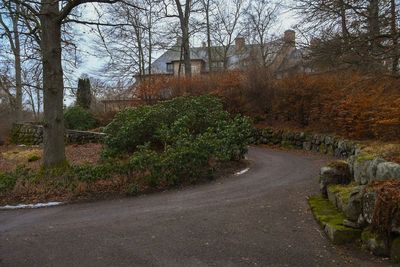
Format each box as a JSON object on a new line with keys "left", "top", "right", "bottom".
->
{"left": 164, "top": 0, "right": 196, "bottom": 76}
{"left": 295, "top": 0, "right": 399, "bottom": 73}
{"left": 0, "top": 1, "right": 23, "bottom": 121}
{"left": 10, "top": 0, "right": 131, "bottom": 168}
{"left": 245, "top": 0, "right": 280, "bottom": 67}
{"left": 211, "top": 0, "right": 247, "bottom": 69}
{"left": 96, "top": 0, "right": 162, "bottom": 82}
{"left": 200, "top": 0, "right": 214, "bottom": 72}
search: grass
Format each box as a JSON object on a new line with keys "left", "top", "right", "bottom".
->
{"left": 2, "top": 148, "right": 42, "bottom": 162}
{"left": 359, "top": 142, "right": 400, "bottom": 164}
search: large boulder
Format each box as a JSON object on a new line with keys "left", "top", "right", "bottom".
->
{"left": 344, "top": 186, "right": 366, "bottom": 222}
{"left": 375, "top": 162, "right": 400, "bottom": 181}
{"left": 361, "top": 228, "right": 389, "bottom": 256}
{"left": 353, "top": 156, "right": 385, "bottom": 185}
{"left": 320, "top": 161, "right": 351, "bottom": 196}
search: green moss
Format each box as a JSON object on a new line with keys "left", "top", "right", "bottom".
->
{"left": 319, "top": 143, "right": 327, "bottom": 153}
{"left": 281, "top": 140, "right": 294, "bottom": 149}
{"left": 309, "top": 196, "right": 361, "bottom": 244}
{"left": 361, "top": 228, "right": 376, "bottom": 241}
{"left": 361, "top": 228, "right": 389, "bottom": 256}
{"left": 327, "top": 184, "right": 355, "bottom": 206}
{"left": 327, "top": 160, "right": 348, "bottom": 169}
{"left": 391, "top": 237, "right": 400, "bottom": 263}
{"left": 309, "top": 196, "right": 346, "bottom": 225}
{"left": 356, "top": 153, "right": 375, "bottom": 163}
{"left": 27, "top": 154, "right": 41, "bottom": 162}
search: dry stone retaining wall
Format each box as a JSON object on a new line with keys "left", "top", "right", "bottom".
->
{"left": 254, "top": 127, "right": 358, "bottom": 158}
{"left": 11, "top": 123, "right": 105, "bottom": 145}
{"left": 254, "top": 127, "right": 400, "bottom": 262}
{"left": 254, "top": 127, "right": 400, "bottom": 183}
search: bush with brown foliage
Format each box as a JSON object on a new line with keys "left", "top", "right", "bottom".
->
{"left": 272, "top": 73, "right": 400, "bottom": 140}
{"left": 135, "top": 70, "right": 400, "bottom": 141}
{"left": 371, "top": 180, "right": 400, "bottom": 241}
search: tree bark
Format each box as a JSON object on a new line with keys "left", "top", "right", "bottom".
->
{"left": 175, "top": 0, "right": 192, "bottom": 77}
{"left": 40, "top": 0, "right": 66, "bottom": 167}
{"left": 12, "top": 3, "right": 23, "bottom": 122}
{"left": 367, "top": 0, "right": 380, "bottom": 54}
{"left": 204, "top": 0, "right": 213, "bottom": 72}
{"left": 390, "top": 0, "right": 399, "bottom": 74}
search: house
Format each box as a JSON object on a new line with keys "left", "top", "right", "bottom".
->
{"left": 146, "top": 30, "right": 307, "bottom": 77}
{"left": 103, "top": 30, "right": 308, "bottom": 111}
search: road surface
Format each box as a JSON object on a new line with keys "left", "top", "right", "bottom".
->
{"left": 0, "top": 147, "right": 392, "bottom": 266}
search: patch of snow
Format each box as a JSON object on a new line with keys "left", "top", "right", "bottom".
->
{"left": 235, "top": 168, "right": 250, "bottom": 176}
{"left": 0, "top": 202, "right": 63, "bottom": 210}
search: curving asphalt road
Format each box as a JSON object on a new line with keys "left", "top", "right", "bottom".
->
{"left": 0, "top": 147, "right": 393, "bottom": 266}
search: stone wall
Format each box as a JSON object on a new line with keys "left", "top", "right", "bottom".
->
{"left": 11, "top": 123, "right": 105, "bottom": 145}
{"left": 254, "top": 127, "right": 358, "bottom": 158}
{"left": 317, "top": 151, "right": 400, "bottom": 262}
{"left": 254, "top": 127, "right": 400, "bottom": 262}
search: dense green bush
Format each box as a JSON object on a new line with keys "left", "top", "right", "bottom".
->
{"left": 104, "top": 95, "right": 253, "bottom": 186}
{"left": 64, "top": 106, "right": 97, "bottom": 131}
{"left": 0, "top": 172, "right": 17, "bottom": 194}
{"left": 104, "top": 96, "right": 250, "bottom": 155}
{"left": 0, "top": 166, "right": 32, "bottom": 194}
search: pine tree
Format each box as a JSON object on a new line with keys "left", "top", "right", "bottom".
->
{"left": 76, "top": 78, "right": 92, "bottom": 109}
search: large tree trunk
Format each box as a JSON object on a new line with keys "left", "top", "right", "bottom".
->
{"left": 367, "top": 0, "right": 380, "bottom": 54}
{"left": 390, "top": 0, "right": 399, "bottom": 74}
{"left": 175, "top": 0, "right": 192, "bottom": 77}
{"left": 182, "top": 25, "right": 192, "bottom": 76}
{"left": 40, "top": 1, "right": 66, "bottom": 167}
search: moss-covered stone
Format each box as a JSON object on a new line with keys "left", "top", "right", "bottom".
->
{"left": 320, "top": 162, "right": 351, "bottom": 197}
{"left": 325, "top": 223, "right": 361, "bottom": 244}
{"left": 281, "top": 140, "right": 294, "bottom": 149}
{"left": 390, "top": 237, "right": 400, "bottom": 263}
{"left": 308, "top": 196, "right": 361, "bottom": 244}
{"left": 319, "top": 143, "right": 327, "bottom": 154}
{"left": 327, "top": 184, "right": 356, "bottom": 210}
{"left": 355, "top": 153, "right": 376, "bottom": 163}
{"left": 361, "top": 228, "right": 389, "bottom": 256}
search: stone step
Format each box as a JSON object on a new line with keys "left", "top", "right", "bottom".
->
{"left": 309, "top": 196, "right": 361, "bottom": 244}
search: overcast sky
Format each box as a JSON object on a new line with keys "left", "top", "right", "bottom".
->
{"left": 72, "top": 2, "right": 299, "bottom": 82}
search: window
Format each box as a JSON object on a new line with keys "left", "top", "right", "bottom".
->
{"left": 166, "top": 63, "right": 173, "bottom": 73}
{"left": 211, "top": 61, "right": 224, "bottom": 69}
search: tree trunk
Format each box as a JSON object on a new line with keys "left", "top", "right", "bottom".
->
{"left": 40, "top": 1, "right": 66, "bottom": 167}
{"left": 182, "top": 25, "right": 192, "bottom": 76}
{"left": 12, "top": 3, "right": 22, "bottom": 122}
{"left": 175, "top": 0, "right": 192, "bottom": 77}
{"left": 367, "top": 0, "right": 380, "bottom": 54}
{"left": 148, "top": 25, "right": 152, "bottom": 75}
{"left": 390, "top": 0, "right": 399, "bottom": 74}
{"left": 205, "top": 0, "right": 212, "bottom": 73}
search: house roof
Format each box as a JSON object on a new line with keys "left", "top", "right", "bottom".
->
{"left": 148, "top": 34, "right": 304, "bottom": 75}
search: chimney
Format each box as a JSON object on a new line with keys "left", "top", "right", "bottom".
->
{"left": 310, "top": 37, "right": 321, "bottom": 48}
{"left": 235, "top": 36, "right": 245, "bottom": 52}
{"left": 284, "top": 30, "right": 295, "bottom": 47}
